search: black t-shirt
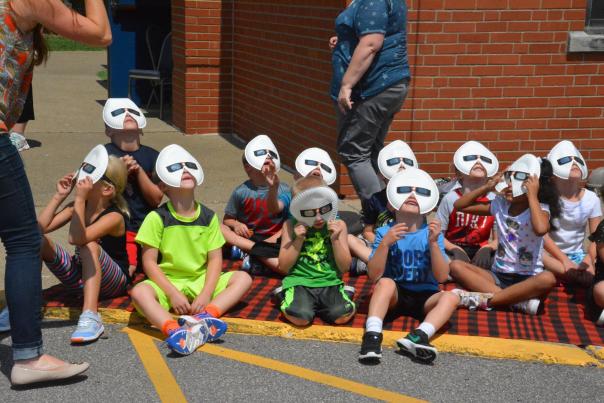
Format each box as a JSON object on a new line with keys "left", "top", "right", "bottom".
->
{"left": 589, "top": 220, "right": 604, "bottom": 283}
{"left": 94, "top": 205, "right": 130, "bottom": 280}
{"left": 361, "top": 188, "right": 394, "bottom": 230}
{"left": 105, "top": 143, "right": 159, "bottom": 232}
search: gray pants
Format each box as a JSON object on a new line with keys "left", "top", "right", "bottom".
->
{"left": 336, "top": 80, "right": 409, "bottom": 201}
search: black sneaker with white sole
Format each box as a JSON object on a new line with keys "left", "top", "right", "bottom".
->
{"left": 396, "top": 329, "right": 437, "bottom": 364}
{"left": 359, "top": 331, "right": 383, "bottom": 362}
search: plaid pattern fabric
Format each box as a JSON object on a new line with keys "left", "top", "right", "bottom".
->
{"left": 42, "top": 260, "right": 604, "bottom": 346}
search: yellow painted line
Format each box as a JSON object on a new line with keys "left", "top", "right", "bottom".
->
{"left": 125, "top": 326, "right": 422, "bottom": 402}
{"left": 123, "top": 327, "right": 187, "bottom": 403}
{"left": 41, "top": 306, "right": 604, "bottom": 367}
{"left": 587, "top": 345, "right": 604, "bottom": 360}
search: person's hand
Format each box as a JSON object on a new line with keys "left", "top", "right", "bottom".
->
{"left": 56, "top": 173, "right": 75, "bottom": 198}
{"left": 486, "top": 172, "right": 504, "bottom": 191}
{"left": 428, "top": 219, "right": 441, "bottom": 243}
{"left": 168, "top": 290, "right": 191, "bottom": 315}
{"left": 328, "top": 219, "right": 346, "bottom": 241}
{"left": 328, "top": 36, "right": 338, "bottom": 50}
{"left": 294, "top": 222, "right": 307, "bottom": 239}
{"left": 472, "top": 246, "right": 494, "bottom": 269}
{"left": 233, "top": 221, "right": 252, "bottom": 238}
{"left": 122, "top": 155, "right": 140, "bottom": 175}
{"left": 337, "top": 85, "right": 353, "bottom": 113}
{"left": 261, "top": 163, "right": 279, "bottom": 189}
{"left": 382, "top": 223, "right": 408, "bottom": 247}
{"left": 450, "top": 248, "right": 470, "bottom": 263}
{"left": 562, "top": 257, "right": 579, "bottom": 273}
{"left": 74, "top": 176, "right": 94, "bottom": 200}
{"left": 190, "top": 293, "right": 211, "bottom": 315}
{"left": 523, "top": 174, "right": 540, "bottom": 198}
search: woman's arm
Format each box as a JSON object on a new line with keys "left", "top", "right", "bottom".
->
{"left": 277, "top": 219, "right": 305, "bottom": 275}
{"left": 13, "top": 0, "right": 111, "bottom": 46}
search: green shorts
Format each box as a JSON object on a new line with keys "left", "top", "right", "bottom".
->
{"left": 280, "top": 284, "right": 355, "bottom": 324}
{"left": 138, "top": 271, "right": 234, "bottom": 313}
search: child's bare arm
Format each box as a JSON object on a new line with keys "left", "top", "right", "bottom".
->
{"left": 453, "top": 173, "right": 501, "bottom": 216}
{"left": 141, "top": 246, "right": 191, "bottom": 315}
{"left": 223, "top": 214, "right": 252, "bottom": 238}
{"left": 361, "top": 223, "right": 376, "bottom": 244}
{"left": 524, "top": 175, "right": 549, "bottom": 236}
{"left": 367, "top": 224, "right": 408, "bottom": 283}
{"left": 428, "top": 220, "right": 449, "bottom": 283}
{"left": 278, "top": 219, "right": 305, "bottom": 275}
{"left": 69, "top": 211, "right": 123, "bottom": 246}
{"left": 191, "top": 249, "right": 222, "bottom": 314}
{"left": 38, "top": 173, "right": 75, "bottom": 233}
{"left": 329, "top": 220, "right": 352, "bottom": 273}
{"left": 136, "top": 169, "right": 163, "bottom": 207}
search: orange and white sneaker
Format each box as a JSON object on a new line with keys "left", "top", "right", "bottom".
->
{"left": 165, "top": 323, "right": 210, "bottom": 355}
{"left": 177, "top": 313, "right": 227, "bottom": 342}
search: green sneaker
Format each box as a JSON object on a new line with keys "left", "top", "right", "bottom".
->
{"left": 396, "top": 329, "right": 437, "bottom": 364}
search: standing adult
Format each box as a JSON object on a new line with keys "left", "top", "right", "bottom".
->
{"left": 331, "top": 0, "right": 410, "bottom": 201}
{"left": 1, "top": 0, "right": 111, "bottom": 385}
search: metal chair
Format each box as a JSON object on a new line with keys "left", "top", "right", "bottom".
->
{"left": 128, "top": 30, "right": 172, "bottom": 119}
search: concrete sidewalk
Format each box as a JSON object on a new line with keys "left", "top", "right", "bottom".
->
{"left": 2, "top": 51, "right": 360, "bottom": 290}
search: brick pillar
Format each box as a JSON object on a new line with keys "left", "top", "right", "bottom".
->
{"left": 172, "top": 0, "right": 232, "bottom": 134}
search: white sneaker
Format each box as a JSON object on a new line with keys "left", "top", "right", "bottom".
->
{"left": 452, "top": 289, "right": 492, "bottom": 311}
{"left": 511, "top": 299, "right": 540, "bottom": 316}
{"left": 9, "top": 132, "right": 30, "bottom": 152}
{"left": 596, "top": 310, "right": 604, "bottom": 327}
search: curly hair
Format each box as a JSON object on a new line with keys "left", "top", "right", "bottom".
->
{"left": 537, "top": 158, "right": 560, "bottom": 230}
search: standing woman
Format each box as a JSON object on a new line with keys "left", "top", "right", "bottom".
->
{"left": 1, "top": 0, "right": 111, "bottom": 385}
{"left": 331, "top": 0, "right": 410, "bottom": 201}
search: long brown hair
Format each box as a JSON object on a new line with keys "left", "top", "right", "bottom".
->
{"left": 32, "top": 24, "right": 48, "bottom": 65}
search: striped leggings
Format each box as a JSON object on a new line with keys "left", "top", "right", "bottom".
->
{"left": 44, "top": 242, "right": 129, "bottom": 298}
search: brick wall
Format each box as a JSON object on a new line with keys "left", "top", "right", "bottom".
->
{"left": 176, "top": 0, "right": 604, "bottom": 198}
{"left": 172, "top": 0, "right": 233, "bottom": 134}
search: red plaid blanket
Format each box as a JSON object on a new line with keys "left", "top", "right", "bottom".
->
{"left": 43, "top": 260, "right": 604, "bottom": 347}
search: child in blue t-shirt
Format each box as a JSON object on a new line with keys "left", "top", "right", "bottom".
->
{"left": 359, "top": 169, "right": 459, "bottom": 364}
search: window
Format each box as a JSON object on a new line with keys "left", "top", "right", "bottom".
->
{"left": 586, "top": 0, "right": 604, "bottom": 34}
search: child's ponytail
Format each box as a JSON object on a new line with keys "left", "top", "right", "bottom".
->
{"left": 104, "top": 156, "right": 131, "bottom": 219}
{"left": 538, "top": 158, "right": 560, "bottom": 229}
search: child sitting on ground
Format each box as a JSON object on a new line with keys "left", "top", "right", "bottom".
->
{"left": 38, "top": 146, "right": 131, "bottom": 343}
{"left": 359, "top": 168, "right": 459, "bottom": 364}
{"left": 587, "top": 217, "right": 604, "bottom": 326}
{"left": 450, "top": 155, "right": 560, "bottom": 315}
{"left": 277, "top": 176, "right": 355, "bottom": 326}
{"left": 543, "top": 141, "right": 602, "bottom": 287}
{"left": 131, "top": 145, "right": 252, "bottom": 355}
{"left": 103, "top": 98, "right": 163, "bottom": 274}
{"left": 222, "top": 135, "right": 291, "bottom": 274}
{"left": 349, "top": 140, "right": 419, "bottom": 276}
{"left": 436, "top": 141, "right": 498, "bottom": 270}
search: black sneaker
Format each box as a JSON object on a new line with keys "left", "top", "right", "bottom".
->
{"left": 396, "top": 329, "right": 438, "bottom": 364}
{"left": 271, "top": 286, "right": 284, "bottom": 305}
{"left": 359, "top": 331, "right": 383, "bottom": 362}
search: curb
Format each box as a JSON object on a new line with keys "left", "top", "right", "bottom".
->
{"left": 41, "top": 306, "right": 604, "bottom": 368}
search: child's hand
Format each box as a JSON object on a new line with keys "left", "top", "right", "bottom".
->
{"left": 262, "top": 163, "right": 279, "bottom": 188}
{"left": 233, "top": 221, "right": 252, "bottom": 238}
{"left": 328, "top": 219, "right": 346, "bottom": 240}
{"left": 383, "top": 223, "right": 408, "bottom": 247}
{"left": 122, "top": 155, "right": 140, "bottom": 175}
{"left": 523, "top": 174, "right": 540, "bottom": 198}
{"left": 169, "top": 290, "right": 191, "bottom": 315}
{"left": 74, "top": 176, "right": 94, "bottom": 200}
{"left": 190, "top": 294, "right": 210, "bottom": 315}
{"left": 428, "top": 219, "right": 441, "bottom": 243}
{"left": 328, "top": 36, "right": 338, "bottom": 50}
{"left": 486, "top": 172, "right": 504, "bottom": 190}
{"left": 294, "top": 222, "right": 307, "bottom": 239}
{"left": 562, "top": 257, "right": 579, "bottom": 273}
{"left": 56, "top": 173, "right": 75, "bottom": 197}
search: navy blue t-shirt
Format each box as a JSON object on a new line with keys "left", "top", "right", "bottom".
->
{"left": 331, "top": 0, "right": 410, "bottom": 101}
{"left": 361, "top": 188, "right": 394, "bottom": 229}
{"left": 105, "top": 143, "right": 159, "bottom": 232}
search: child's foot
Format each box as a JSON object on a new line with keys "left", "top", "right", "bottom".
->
{"left": 596, "top": 310, "right": 604, "bottom": 327}
{"left": 230, "top": 245, "right": 246, "bottom": 260}
{"left": 71, "top": 310, "right": 104, "bottom": 343}
{"left": 452, "top": 288, "right": 492, "bottom": 311}
{"left": 272, "top": 286, "right": 285, "bottom": 305}
{"left": 359, "top": 331, "right": 383, "bottom": 362}
{"left": 396, "top": 329, "right": 438, "bottom": 364}
{"left": 0, "top": 306, "right": 10, "bottom": 332}
{"left": 510, "top": 299, "right": 540, "bottom": 316}
{"left": 165, "top": 323, "right": 210, "bottom": 355}
{"left": 349, "top": 257, "right": 368, "bottom": 276}
{"left": 343, "top": 285, "right": 355, "bottom": 300}
{"left": 177, "top": 313, "right": 227, "bottom": 342}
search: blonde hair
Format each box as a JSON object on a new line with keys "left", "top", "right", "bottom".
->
{"left": 292, "top": 176, "right": 326, "bottom": 197}
{"left": 102, "top": 156, "right": 130, "bottom": 218}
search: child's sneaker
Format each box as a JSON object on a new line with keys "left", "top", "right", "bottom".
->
{"left": 396, "top": 329, "right": 438, "bottom": 364}
{"left": 0, "top": 306, "right": 10, "bottom": 332}
{"left": 165, "top": 323, "right": 209, "bottom": 355}
{"left": 177, "top": 313, "right": 227, "bottom": 342}
{"left": 71, "top": 310, "right": 104, "bottom": 343}
{"left": 597, "top": 310, "right": 604, "bottom": 327}
{"left": 452, "top": 288, "right": 492, "bottom": 311}
{"left": 343, "top": 285, "right": 355, "bottom": 299}
{"left": 349, "top": 257, "right": 368, "bottom": 276}
{"left": 231, "top": 246, "right": 245, "bottom": 260}
{"left": 241, "top": 255, "right": 252, "bottom": 271}
{"left": 359, "top": 331, "right": 383, "bottom": 361}
{"left": 272, "top": 286, "right": 285, "bottom": 305}
{"left": 510, "top": 298, "right": 540, "bottom": 316}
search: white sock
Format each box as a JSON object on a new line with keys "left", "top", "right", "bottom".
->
{"left": 365, "top": 316, "right": 383, "bottom": 333}
{"left": 417, "top": 322, "right": 436, "bottom": 339}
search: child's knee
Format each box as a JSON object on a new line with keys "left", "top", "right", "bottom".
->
{"left": 131, "top": 283, "right": 153, "bottom": 304}
{"left": 328, "top": 304, "right": 356, "bottom": 324}
{"left": 283, "top": 309, "right": 313, "bottom": 326}
{"left": 231, "top": 271, "right": 252, "bottom": 289}
{"left": 441, "top": 291, "right": 461, "bottom": 307}
{"left": 449, "top": 259, "right": 466, "bottom": 275}
{"left": 539, "top": 270, "right": 557, "bottom": 289}
{"left": 374, "top": 277, "right": 396, "bottom": 295}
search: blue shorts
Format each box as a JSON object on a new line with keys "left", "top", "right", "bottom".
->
{"left": 566, "top": 251, "right": 587, "bottom": 265}
{"left": 490, "top": 271, "right": 533, "bottom": 289}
